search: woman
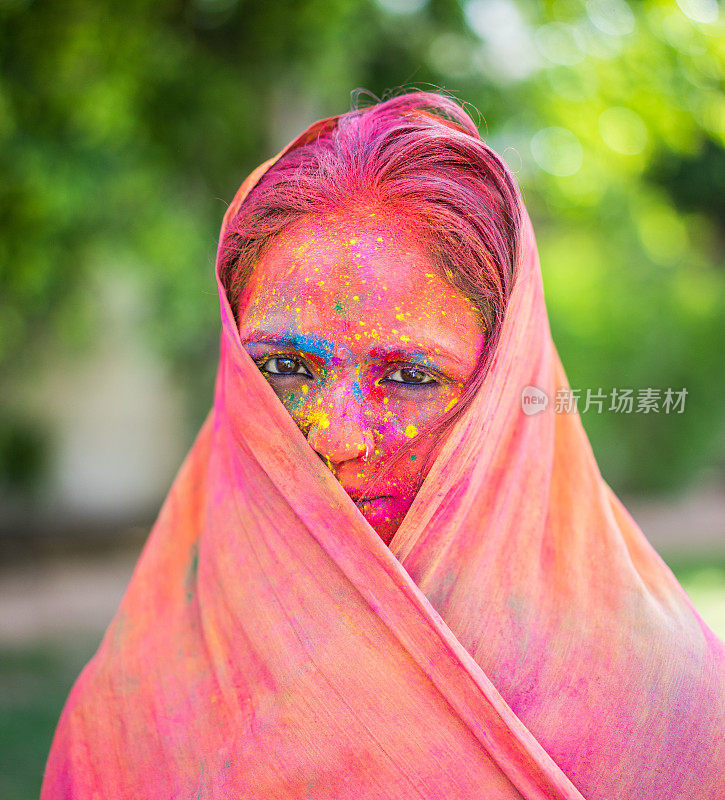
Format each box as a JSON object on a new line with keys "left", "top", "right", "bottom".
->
{"left": 42, "top": 92, "right": 724, "bottom": 799}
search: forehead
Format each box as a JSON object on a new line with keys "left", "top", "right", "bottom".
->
{"left": 236, "top": 211, "right": 484, "bottom": 369}
{"left": 246, "top": 211, "right": 433, "bottom": 293}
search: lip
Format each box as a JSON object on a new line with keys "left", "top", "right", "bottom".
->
{"left": 340, "top": 485, "right": 374, "bottom": 500}
{"left": 348, "top": 494, "right": 391, "bottom": 504}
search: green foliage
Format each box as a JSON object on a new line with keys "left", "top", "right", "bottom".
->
{"left": 0, "top": 414, "right": 49, "bottom": 494}
{"left": 1, "top": 0, "right": 723, "bottom": 494}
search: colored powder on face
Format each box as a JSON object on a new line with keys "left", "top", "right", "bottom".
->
{"left": 309, "top": 409, "right": 330, "bottom": 429}
{"left": 410, "top": 454, "right": 418, "bottom": 461}
{"left": 334, "top": 301, "right": 345, "bottom": 314}
{"left": 405, "top": 425, "right": 418, "bottom": 438}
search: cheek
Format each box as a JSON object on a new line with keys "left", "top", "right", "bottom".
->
{"left": 263, "top": 384, "right": 321, "bottom": 433}
{"left": 364, "top": 389, "right": 463, "bottom": 473}
{"left": 366, "top": 383, "right": 463, "bottom": 437}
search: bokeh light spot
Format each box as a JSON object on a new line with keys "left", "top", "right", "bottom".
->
{"left": 599, "top": 106, "right": 648, "bottom": 155}
{"left": 465, "top": 0, "right": 541, "bottom": 81}
{"left": 535, "top": 22, "right": 585, "bottom": 65}
{"left": 377, "top": 0, "right": 427, "bottom": 14}
{"left": 586, "top": 0, "right": 635, "bottom": 36}
{"left": 636, "top": 200, "right": 688, "bottom": 264}
{"left": 676, "top": 0, "right": 720, "bottom": 24}
{"left": 531, "top": 127, "right": 583, "bottom": 176}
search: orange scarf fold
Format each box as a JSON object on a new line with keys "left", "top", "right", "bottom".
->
{"left": 42, "top": 117, "right": 725, "bottom": 800}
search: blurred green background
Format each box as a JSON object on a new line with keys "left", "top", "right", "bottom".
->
{"left": 1, "top": 0, "right": 724, "bottom": 499}
{"left": 0, "top": 0, "right": 723, "bottom": 797}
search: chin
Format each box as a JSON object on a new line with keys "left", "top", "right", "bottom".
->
{"left": 368, "top": 516, "right": 399, "bottom": 546}
{"left": 354, "top": 496, "right": 409, "bottom": 546}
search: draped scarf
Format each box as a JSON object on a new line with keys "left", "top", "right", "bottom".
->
{"left": 41, "top": 116, "right": 725, "bottom": 800}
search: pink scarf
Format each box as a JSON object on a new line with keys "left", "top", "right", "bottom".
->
{"left": 42, "top": 117, "right": 725, "bottom": 800}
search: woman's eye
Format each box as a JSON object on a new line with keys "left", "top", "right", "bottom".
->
{"left": 387, "top": 367, "right": 436, "bottom": 386}
{"left": 258, "top": 356, "right": 313, "bottom": 378}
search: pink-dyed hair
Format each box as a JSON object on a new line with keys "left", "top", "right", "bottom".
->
{"left": 219, "top": 90, "right": 522, "bottom": 488}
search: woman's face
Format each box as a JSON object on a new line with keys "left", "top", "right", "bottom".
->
{"left": 237, "top": 211, "right": 485, "bottom": 544}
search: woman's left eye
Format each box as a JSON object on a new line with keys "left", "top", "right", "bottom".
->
{"left": 386, "top": 367, "right": 436, "bottom": 386}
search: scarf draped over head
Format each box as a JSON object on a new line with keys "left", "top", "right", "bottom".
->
{"left": 42, "top": 115, "right": 725, "bottom": 800}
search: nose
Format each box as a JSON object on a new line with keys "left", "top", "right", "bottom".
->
{"left": 306, "top": 381, "right": 374, "bottom": 469}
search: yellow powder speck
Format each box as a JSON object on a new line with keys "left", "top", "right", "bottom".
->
{"left": 319, "top": 416, "right": 330, "bottom": 429}
{"left": 359, "top": 321, "right": 365, "bottom": 326}
{"left": 404, "top": 424, "right": 418, "bottom": 438}
{"left": 395, "top": 314, "right": 405, "bottom": 322}
{"left": 354, "top": 334, "right": 361, "bottom": 340}
{"left": 295, "top": 308, "right": 301, "bottom": 313}
{"left": 377, "top": 236, "right": 383, "bottom": 242}
{"left": 317, "top": 281, "right": 325, "bottom": 287}
{"left": 425, "top": 273, "right": 435, "bottom": 278}
{"left": 392, "top": 329, "right": 398, "bottom": 335}
{"left": 349, "top": 238, "right": 358, "bottom": 245}
{"left": 444, "top": 397, "right": 458, "bottom": 412}
{"left": 352, "top": 295, "right": 359, "bottom": 301}
{"left": 400, "top": 334, "right": 410, "bottom": 343}
{"left": 302, "top": 385, "right": 309, "bottom": 395}
{"left": 383, "top": 397, "right": 389, "bottom": 405}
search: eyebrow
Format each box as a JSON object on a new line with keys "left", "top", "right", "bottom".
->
{"left": 243, "top": 332, "right": 334, "bottom": 361}
{"left": 243, "top": 332, "right": 469, "bottom": 375}
{"left": 369, "top": 343, "right": 474, "bottom": 374}
{"left": 368, "top": 344, "right": 441, "bottom": 367}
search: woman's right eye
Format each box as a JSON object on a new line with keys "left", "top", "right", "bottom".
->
{"left": 257, "top": 355, "right": 313, "bottom": 378}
